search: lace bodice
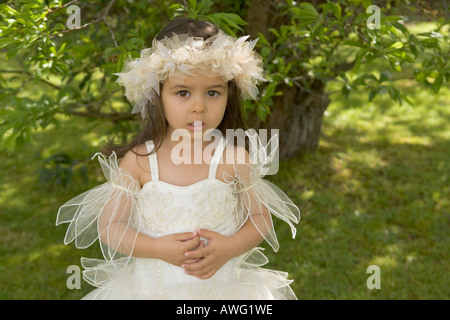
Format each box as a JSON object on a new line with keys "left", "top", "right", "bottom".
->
{"left": 139, "top": 137, "right": 240, "bottom": 237}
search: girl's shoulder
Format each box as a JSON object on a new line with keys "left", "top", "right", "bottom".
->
{"left": 220, "top": 142, "right": 251, "bottom": 180}
{"left": 119, "top": 143, "right": 150, "bottom": 184}
{"left": 223, "top": 143, "right": 250, "bottom": 164}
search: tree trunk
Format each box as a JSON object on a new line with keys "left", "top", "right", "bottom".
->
{"left": 245, "top": 0, "right": 331, "bottom": 159}
{"left": 247, "top": 81, "right": 330, "bottom": 159}
{"left": 243, "top": 0, "right": 269, "bottom": 39}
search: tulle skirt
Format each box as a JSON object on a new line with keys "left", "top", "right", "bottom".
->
{"left": 81, "top": 250, "right": 297, "bottom": 300}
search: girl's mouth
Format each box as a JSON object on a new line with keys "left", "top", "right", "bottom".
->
{"left": 188, "top": 121, "right": 206, "bottom": 132}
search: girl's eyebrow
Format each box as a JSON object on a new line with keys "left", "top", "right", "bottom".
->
{"left": 208, "top": 84, "right": 227, "bottom": 90}
{"left": 170, "top": 84, "right": 189, "bottom": 89}
{"left": 170, "top": 84, "right": 227, "bottom": 90}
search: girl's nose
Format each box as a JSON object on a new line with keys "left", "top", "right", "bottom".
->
{"left": 191, "top": 96, "right": 206, "bottom": 113}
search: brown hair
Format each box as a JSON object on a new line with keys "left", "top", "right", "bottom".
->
{"left": 102, "top": 17, "right": 245, "bottom": 159}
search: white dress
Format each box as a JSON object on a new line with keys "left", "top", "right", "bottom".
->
{"left": 56, "top": 132, "right": 300, "bottom": 300}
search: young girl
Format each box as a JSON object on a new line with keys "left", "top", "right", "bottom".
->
{"left": 56, "top": 17, "right": 300, "bottom": 300}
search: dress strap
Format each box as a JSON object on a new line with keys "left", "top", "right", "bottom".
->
{"left": 145, "top": 140, "right": 159, "bottom": 181}
{"left": 208, "top": 137, "right": 225, "bottom": 180}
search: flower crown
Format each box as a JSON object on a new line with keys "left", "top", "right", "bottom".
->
{"left": 114, "top": 31, "right": 266, "bottom": 119}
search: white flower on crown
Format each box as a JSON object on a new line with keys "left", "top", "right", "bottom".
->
{"left": 114, "top": 31, "right": 266, "bottom": 119}
{"left": 191, "top": 39, "right": 204, "bottom": 52}
{"left": 170, "top": 47, "right": 190, "bottom": 61}
{"left": 149, "top": 54, "right": 163, "bottom": 67}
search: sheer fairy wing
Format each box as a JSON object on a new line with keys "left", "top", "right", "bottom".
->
{"left": 225, "top": 129, "right": 300, "bottom": 252}
{"left": 56, "top": 152, "right": 143, "bottom": 276}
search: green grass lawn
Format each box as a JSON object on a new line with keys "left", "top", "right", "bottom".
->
{"left": 275, "top": 79, "right": 450, "bottom": 299}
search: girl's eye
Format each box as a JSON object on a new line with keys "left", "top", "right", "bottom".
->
{"left": 177, "top": 91, "right": 190, "bottom": 97}
{"left": 207, "top": 90, "right": 219, "bottom": 97}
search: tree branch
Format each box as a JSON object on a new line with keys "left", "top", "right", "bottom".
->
{"left": 46, "top": 0, "right": 79, "bottom": 14}
{"left": 103, "top": 16, "right": 118, "bottom": 47}
{"left": 0, "top": 69, "right": 61, "bottom": 90}
{"left": 67, "top": 110, "right": 136, "bottom": 121}
{"left": 49, "top": 0, "right": 116, "bottom": 39}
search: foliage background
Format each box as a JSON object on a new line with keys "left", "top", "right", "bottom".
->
{"left": 0, "top": 0, "right": 449, "bottom": 299}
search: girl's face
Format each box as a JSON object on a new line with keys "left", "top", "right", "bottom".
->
{"left": 161, "top": 70, "right": 228, "bottom": 141}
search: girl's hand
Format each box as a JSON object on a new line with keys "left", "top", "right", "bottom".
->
{"left": 183, "top": 238, "right": 206, "bottom": 264}
{"left": 181, "top": 229, "right": 237, "bottom": 279}
{"left": 153, "top": 231, "right": 201, "bottom": 267}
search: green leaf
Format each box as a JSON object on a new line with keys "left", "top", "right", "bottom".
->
{"left": 385, "top": 55, "right": 401, "bottom": 72}
{"left": 256, "top": 103, "right": 271, "bottom": 122}
{"left": 168, "top": 3, "right": 186, "bottom": 13}
{"left": 432, "top": 73, "right": 443, "bottom": 94}
{"left": 206, "top": 13, "right": 247, "bottom": 36}
{"left": 197, "top": 0, "right": 213, "bottom": 15}
{"left": 0, "top": 4, "right": 19, "bottom": 16}
{"left": 368, "top": 88, "right": 379, "bottom": 102}
{"left": 218, "top": 13, "right": 247, "bottom": 28}
{"left": 390, "top": 50, "right": 415, "bottom": 63}
{"left": 3, "top": 131, "right": 18, "bottom": 155}
{"left": 324, "top": 1, "right": 342, "bottom": 20}
{"left": 117, "top": 52, "right": 129, "bottom": 73}
{"left": 391, "top": 21, "right": 408, "bottom": 35}
{"left": 0, "top": 38, "right": 20, "bottom": 49}
{"left": 353, "top": 73, "right": 377, "bottom": 85}
{"left": 298, "top": 3, "right": 319, "bottom": 16}
{"left": 409, "top": 44, "right": 418, "bottom": 58}
{"left": 188, "top": 0, "right": 197, "bottom": 10}
{"left": 387, "top": 41, "right": 403, "bottom": 50}
{"left": 342, "top": 84, "right": 351, "bottom": 98}
{"left": 127, "top": 38, "right": 145, "bottom": 49}
{"left": 353, "top": 48, "right": 368, "bottom": 72}
{"left": 290, "top": 3, "right": 319, "bottom": 26}
{"left": 261, "top": 82, "right": 277, "bottom": 102}
{"left": 388, "top": 85, "right": 402, "bottom": 105}
{"left": 257, "top": 32, "right": 270, "bottom": 46}
{"left": 268, "top": 28, "right": 280, "bottom": 38}
{"left": 58, "top": 42, "right": 67, "bottom": 55}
